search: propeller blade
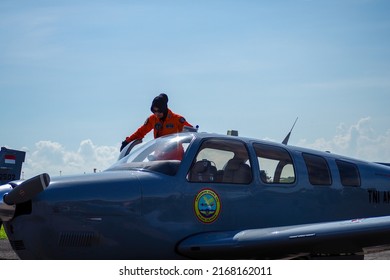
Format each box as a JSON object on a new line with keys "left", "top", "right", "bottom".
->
{"left": 3, "top": 173, "right": 50, "bottom": 205}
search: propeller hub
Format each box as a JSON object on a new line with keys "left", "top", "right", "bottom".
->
{"left": 0, "top": 184, "right": 16, "bottom": 222}
{"left": 0, "top": 173, "right": 50, "bottom": 223}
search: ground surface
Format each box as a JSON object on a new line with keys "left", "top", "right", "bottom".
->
{"left": 0, "top": 239, "right": 389, "bottom": 260}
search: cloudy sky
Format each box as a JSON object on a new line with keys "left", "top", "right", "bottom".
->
{"left": 1, "top": 0, "right": 390, "bottom": 179}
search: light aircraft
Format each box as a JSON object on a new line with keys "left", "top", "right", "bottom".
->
{"left": 1, "top": 130, "right": 390, "bottom": 260}
{"left": 0, "top": 147, "right": 25, "bottom": 186}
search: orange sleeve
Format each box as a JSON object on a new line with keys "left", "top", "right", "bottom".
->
{"left": 126, "top": 116, "right": 155, "bottom": 142}
{"left": 182, "top": 119, "right": 193, "bottom": 129}
{"left": 177, "top": 116, "right": 193, "bottom": 131}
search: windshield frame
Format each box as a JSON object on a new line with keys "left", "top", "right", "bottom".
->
{"left": 108, "top": 133, "right": 195, "bottom": 172}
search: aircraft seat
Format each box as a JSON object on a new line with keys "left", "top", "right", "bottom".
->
{"left": 189, "top": 159, "right": 218, "bottom": 182}
{"left": 223, "top": 158, "right": 252, "bottom": 184}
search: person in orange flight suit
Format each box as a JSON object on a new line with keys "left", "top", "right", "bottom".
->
{"left": 120, "top": 93, "right": 193, "bottom": 154}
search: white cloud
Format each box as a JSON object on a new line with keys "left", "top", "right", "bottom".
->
{"left": 22, "top": 139, "right": 119, "bottom": 179}
{"left": 297, "top": 117, "right": 390, "bottom": 162}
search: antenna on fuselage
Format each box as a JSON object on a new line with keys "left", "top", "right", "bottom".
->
{"left": 282, "top": 117, "right": 298, "bottom": 145}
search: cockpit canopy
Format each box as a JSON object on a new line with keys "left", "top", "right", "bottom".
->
{"left": 107, "top": 134, "right": 195, "bottom": 175}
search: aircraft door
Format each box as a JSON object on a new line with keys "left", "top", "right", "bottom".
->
{"left": 186, "top": 138, "right": 253, "bottom": 228}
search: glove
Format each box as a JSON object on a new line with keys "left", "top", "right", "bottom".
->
{"left": 120, "top": 140, "right": 128, "bottom": 152}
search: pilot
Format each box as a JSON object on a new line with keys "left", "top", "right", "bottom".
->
{"left": 120, "top": 93, "right": 193, "bottom": 151}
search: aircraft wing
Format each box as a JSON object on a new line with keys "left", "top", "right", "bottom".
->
{"left": 177, "top": 216, "right": 390, "bottom": 259}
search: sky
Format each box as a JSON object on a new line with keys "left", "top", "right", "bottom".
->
{"left": 1, "top": 0, "right": 390, "bottom": 179}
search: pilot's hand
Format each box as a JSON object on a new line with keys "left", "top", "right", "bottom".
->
{"left": 120, "top": 140, "right": 128, "bottom": 152}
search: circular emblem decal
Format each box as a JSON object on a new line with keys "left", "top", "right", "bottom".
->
{"left": 194, "top": 189, "right": 221, "bottom": 224}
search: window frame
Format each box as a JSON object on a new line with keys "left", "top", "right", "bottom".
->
{"left": 302, "top": 153, "right": 332, "bottom": 186}
{"left": 187, "top": 138, "right": 252, "bottom": 184}
{"left": 253, "top": 143, "right": 296, "bottom": 185}
{"left": 336, "top": 160, "right": 361, "bottom": 187}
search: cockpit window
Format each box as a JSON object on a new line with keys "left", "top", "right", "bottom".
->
{"left": 187, "top": 138, "right": 252, "bottom": 184}
{"left": 107, "top": 134, "right": 194, "bottom": 175}
{"left": 123, "top": 134, "right": 192, "bottom": 163}
{"left": 253, "top": 143, "right": 295, "bottom": 184}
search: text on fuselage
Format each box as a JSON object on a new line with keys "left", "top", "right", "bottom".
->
{"left": 368, "top": 190, "right": 390, "bottom": 204}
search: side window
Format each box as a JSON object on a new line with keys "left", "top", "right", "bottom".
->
{"left": 303, "top": 153, "right": 332, "bottom": 186}
{"left": 187, "top": 139, "right": 252, "bottom": 184}
{"left": 253, "top": 143, "right": 295, "bottom": 184}
{"left": 336, "top": 160, "right": 361, "bottom": 187}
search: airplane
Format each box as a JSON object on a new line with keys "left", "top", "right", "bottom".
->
{"left": 1, "top": 130, "right": 390, "bottom": 260}
{"left": 0, "top": 147, "right": 25, "bottom": 185}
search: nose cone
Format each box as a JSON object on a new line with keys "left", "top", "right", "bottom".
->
{"left": 0, "top": 184, "right": 15, "bottom": 222}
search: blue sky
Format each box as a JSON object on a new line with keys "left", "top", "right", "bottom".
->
{"left": 1, "top": 0, "right": 390, "bottom": 178}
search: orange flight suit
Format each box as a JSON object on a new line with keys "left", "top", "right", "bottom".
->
{"left": 126, "top": 109, "right": 193, "bottom": 143}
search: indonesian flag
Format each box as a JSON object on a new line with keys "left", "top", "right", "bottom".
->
{"left": 4, "top": 154, "right": 16, "bottom": 164}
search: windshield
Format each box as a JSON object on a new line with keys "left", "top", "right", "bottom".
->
{"left": 107, "top": 134, "right": 195, "bottom": 174}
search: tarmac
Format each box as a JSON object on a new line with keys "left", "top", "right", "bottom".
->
{"left": 0, "top": 239, "right": 18, "bottom": 260}
{"left": 0, "top": 239, "right": 389, "bottom": 260}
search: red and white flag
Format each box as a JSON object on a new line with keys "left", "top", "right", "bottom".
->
{"left": 4, "top": 154, "right": 16, "bottom": 164}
